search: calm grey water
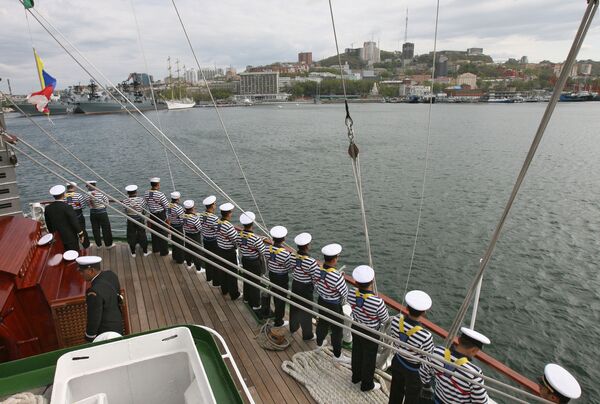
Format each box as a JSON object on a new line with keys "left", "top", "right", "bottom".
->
{"left": 5, "top": 103, "right": 600, "bottom": 402}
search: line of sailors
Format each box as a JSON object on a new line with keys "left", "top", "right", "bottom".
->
{"left": 46, "top": 178, "right": 583, "bottom": 403}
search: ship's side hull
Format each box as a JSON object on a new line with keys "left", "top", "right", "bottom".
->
{"left": 15, "top": 103, "right": 72, "bottom": 116}
{"left": 74, "top": 101, "right": 167, "bottom": 114}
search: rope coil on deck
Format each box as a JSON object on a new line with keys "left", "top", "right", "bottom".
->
{"left": 282, "top": 347, "right": 389, "bottom": 404}
{"left": 255, "top": 323, "right": 291, "bottom": 351}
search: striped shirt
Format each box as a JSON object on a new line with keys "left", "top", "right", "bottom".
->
{"left": 313, "top": 265, "right": 348, "bottom": 302}
{"left": 182, "top": 213, "right": 202, "bottom": 234}
{"left": 122, "top": 196, "right": 147, "bottom": 218}
{"left": 263, "top": 245, "right": 293, "bottom": 275}
{"left": 292, "top": 252, "right": 319, "bottom": 284}
{"left": 144, "top": 189, "right": 168, "bottom": 213}
{"left": 200, "top": 211, "right": 218, "bottom": 240}
{"left": 65, "top": 191, "right": 89, "bottom": 211}
{"left": 347, "top": 288, "right": 389, "bottom": 330}
{"left": 239, "top": 230, "right": 266, "bottom": 259}
{"left": 420, "top": 346, "right": 488, "bottom": 404}
{"left": 216, "top": 219, "right": 239, "bottom": 250}
{"left": 167, "top": 202, "right": 184, "bottom": 226}
{"left": 389, "top": 315, "right": 434, "bottom": 370}
{"left": 88, "top": 191, "right": 108, "bottom": 211}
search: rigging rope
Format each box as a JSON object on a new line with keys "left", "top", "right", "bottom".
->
{"left": 444, "top": 0, "right": 599, "bottom": 346}
{"left": 169, "top": 0, "right": 268, "bottom": 231}
{"left": 327, "top": 0, "right": 375, "bottom": 291}
{"left": 402, "top": 0, "right": 441, "bottom": 305}
{"left": 7, "top": 134, "right": 552, "bottom": 404}
{"left": 128, "top": 0, "right": 176, "bottom": 191}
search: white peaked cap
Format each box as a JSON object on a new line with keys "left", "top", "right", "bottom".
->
{"left": 183, "top": 200, "right": 195, "bottom": 209}
{"left": 294, "top": 232, "right": 312, "bottom": 246}
{"left": 321, "top": 243, "right": 342, "bottom": 256}
{"left": 460, "top": 327, "right": 491, "bottom": 345}
{"left": 544, "top": 364, "right": 581, "bottom": 399}
{"left": 150, "top": 177, "right": 160, "bottom": 183}
{"left": 66, "top": 182, "right": 77, "bottom": 187}
{"left": 405, "top": 290, "right": 432, "bottom": 311}
{"left": 270, "top": 225, "right": 288, "bottom": 239}
{"left": 219, "top": 202, "right": 234, "bottom": 212}
{"left": 49, "top": 185, "right": 66, "bottom": 196}
{"left": 203, "top": 195, "right": 216, "bottom": 206}
{"left": 76, "top": 256, "right": 102, "bottom": 268}
{"left": 352, "top": 265, "right": 374, "bottom": 283}
{"left": 170, "top": 191, "right": 181, "bottom": 199}
{"left": 240, "top": 211, "right": 256, "bottom": 225}
{"left": 63, "top": 250, "right": 79, "bottom": 261}
{"left": 125, "top": 185, "right": 138, "bottom": 192}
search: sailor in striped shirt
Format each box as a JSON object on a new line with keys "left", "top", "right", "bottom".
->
{"left": 420, "top": 327, "right": 490, "bottom": 404}
{"left": 262, "top": 226, "right": 293, "bottom": 327}
{"left": 65, "top": 182, "right": 90, "bottom": 248}
{"left": 539, "top": 364, "right": 581, "bottom": 403}
{"left": 122, "top": 185, "right": 149, "bottom": 257}
{"left": 200, "top": 195, "right": 219, "bottom": 286}
{"left": 167, "top": 191, "right": 185, "bottom": 264}
{"left": 238, "top": 211, "right": 266, "bottom": 310}
{"left": 388, "top": 290, "right": 434, "bottom": 404}
{"left": 86, "top": 180, "right": 113, "bottom": 248}
{"left": 143, "top": 177, "right": 169, "bottom": 256}
{"left": 289, "top": 232, "right": 319, "bottom": 340}
{"left": 314, "top": 243, "right": 348, "bottom": 360}
{"left": 216, "top": 202, "right": 240, "bottom": 300}
{"left": 348, "top": 265, "right": 389, "bottom": 392}
{"left": 182, "top": 200, "right": 203, "bottom": 271}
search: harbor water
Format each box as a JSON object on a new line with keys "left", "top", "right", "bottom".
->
{"left": 5, "top": 102, "right": 600, "bottom": 402}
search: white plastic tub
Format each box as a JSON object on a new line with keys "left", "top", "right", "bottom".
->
{"left": 50, "top": 327, "right": 216, "bottom": 404}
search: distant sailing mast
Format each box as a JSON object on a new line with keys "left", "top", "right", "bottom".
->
{"left": 165, "top": 57, "right": 195, "bottom": 110}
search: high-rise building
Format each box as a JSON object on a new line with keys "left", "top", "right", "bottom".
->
{"left": 467, "top": 47, "right": 483, "bottom": 56}
{"left": 435, "top": 55, "right": 448, "bottom": 77}
{"left": 520, "top": 56, "right": 529, "bottom": 64}
{"left": 579, "top": 63, "right": 592, "bottom": 76}
{"left": 298, "top": 52, "right": 313, "bottom": 65}
{"left": 238, "top": 72, "right": 281, "bottom": 101}
{"left": 198, "top": 68, "right": 224, "bottom": 81}
{"left": 184, "top": 68, "right": 198, "bottom": 84}
{"left": 128, "top": 73, "right": 153, "bottom": 86}
{"left": 360, "top": 41, "right": 380, "bottom": 64}
{"left": 402, "top": 42, "right": 414, "bottom": 61}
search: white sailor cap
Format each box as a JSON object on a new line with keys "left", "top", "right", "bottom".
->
{"left": 321, "top": 243, "right": 342, "bottom": 257}
{"left": 183, "top": 200, "right": 195, "bottom": 209}
{"left": 86, "top": 180, "right": 97, "bottom": 185}
{"left": 49, "top": 185, "right": 66, "bottom": 196}
{"left": 240, "top": 211, "right": 256, "bottom": 225}
{"left": 203, "top": 195, "right": 216, "bottom": 206}
{"left": 66, "top": 181, "right": 77, "bottom": 187}
{"left": 219, "top": 202, "right": 234, "bottom": 212}
{"left": 171, "top": 191, "right": 181, "bottom": 199}
{"left": 125, "top": 185, "right": 138, "bottom": 193}
{"left": 294, "top": 232, "right": 312, "bottom": 246}
{"left": 270, "top": 225, "right": 287, "bottom": 239}
{"left": 63, "top": 250, "right": 79, "bottom": 261}
{"left": 352, "top": 265, "right": 374, "bottom": 283}
{"left": 405, "top": 290, "right": 432, "bottom": 312}
{"left": 76, "top": 255, "right": 102, "bottom": 269}
{"left": 543, "top": 364, "right": 581, "bottom": 400}
{"left": 150, "top": 177, "right": 160, "bottom": 183}
{"left": 460, "top": 327, "right": 491, "bottom": 347}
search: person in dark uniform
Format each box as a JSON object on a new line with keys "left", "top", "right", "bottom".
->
{"left": 44, "top": 184, "right": 83, "bottom": 252}
{"left": 216, "top": 202, "right": 240, "bottom": 300}
{"left": 200, "top": 195, "right": 219, "bottom": 286}
{"left": 65, "top": 182, "right": 90, "bottom": 249}
{"left": 167, "top": 191, "right": 185, "bottom": 264}
{"left": 86, "top": 180, "right": 114, "bottom": 248}
{"left": 182, "top": 199, "right": 203, "bottom": 271}
{"left": 238, "top": 211, "right": 266, "bottom": 310}
{"left": 143, "top": 177, "right": 169, "bottom": 256}
{"left": 122, "top": 185, "right": 150, "bottom": 257}
{"left": 289, "top": 232, "right": 319, "bottom": 340}
{"left": 75, "top": 255, "right": 124, "bottom": 342}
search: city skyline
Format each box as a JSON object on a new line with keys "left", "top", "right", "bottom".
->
{"left": 1, "top": 0, "right": 599, "bottom": 93}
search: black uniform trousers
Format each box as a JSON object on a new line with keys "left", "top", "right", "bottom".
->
{"left": 217, "top": 247, "right": 239, "bottom": 299}
{"left": 150, "top": 210, "right": 169, "bottom": 256}
{"left": 388, "top": 356, "right": 423, "bottom": 404}
{"left": 351, "top": 324, "right": 380, "bottom": 391}
{"left": 289, "top": 280, "right": 314, "bottom": 339}
{"left": 171, "top": 224, "right": 185, "bottom": 263}
{"left": 75, "top": 210, "right": 90, "bottom": 249}
{"left": 126, "top": 216, "right": 148, "bottom": 254}
{"left": 203, "top": 238, "right": 218, "bottom": 283}
{"left": 90, "top": 209, "right": 113, "bottom": 247}
{"left": 184, "top": 232, "right": 202, "bottom": 269}
{"left": 241, "top": 256, "right": 263, "bottom": 308}
{"left": 267, "top": 272, "right": 289, "bottom": 327}
{"left": 315, "top": 297, "right": 343, "bottom": 357}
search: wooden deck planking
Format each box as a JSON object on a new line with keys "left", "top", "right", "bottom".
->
{"left": 95, "top": 243, "right": 315, "bottom": 404}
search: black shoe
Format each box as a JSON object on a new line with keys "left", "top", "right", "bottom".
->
{"left": 231, "top": 293, "right": 241, "bottom": 301}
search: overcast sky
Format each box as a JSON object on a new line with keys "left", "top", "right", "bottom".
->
{"left": 1, "top": 0, "right": 599, "bottom": 93}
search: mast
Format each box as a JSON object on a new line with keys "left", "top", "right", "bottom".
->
{"left": 404, "top": 8, "right": 409, "bottom": 43}
{"left": 176, "top": 59, "right": 181, "bottom": 99}
{"left": 168, "top": 56, "right": 173, "bottom": 100}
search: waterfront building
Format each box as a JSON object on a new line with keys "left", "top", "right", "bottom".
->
{"left": 360, "top": 41, "right": 380, "bottom": 64}
{"left": 128, "top": 73, "right": 153, "bottom": 86}
{"left": 298, "top": 52, "right": 313, "bottom": 66}
{"left": 457, "top": 72, "right": 478, "bottom": 89}
{"left": 467, "top": 47, "right": 483, "bottom": 56}
{"left": 237, "top": 72, "right": 287, "bottom": 102}
{"left": 198, "top": 68, "right": 224, "bottom": 81}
